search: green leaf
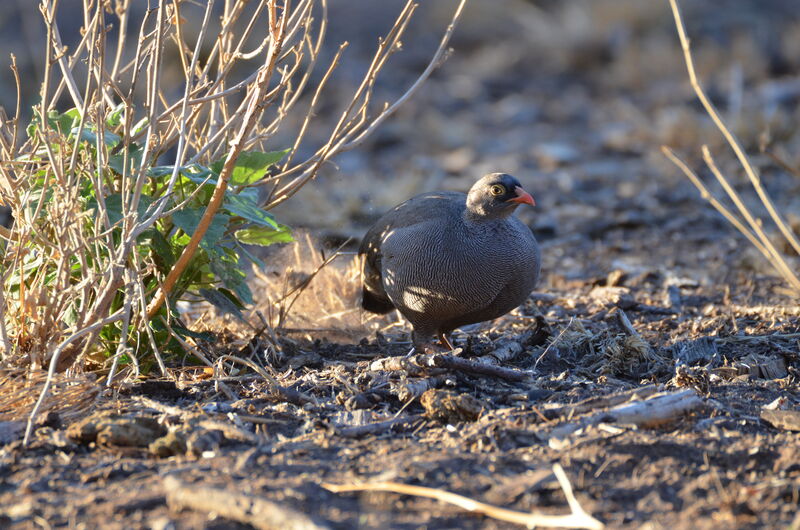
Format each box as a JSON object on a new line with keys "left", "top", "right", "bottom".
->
{"left": 207, "top": 248, "right": 253, "bottom": 305}
{"left": 235, "top": 241, "right": 266, "bottom": 270}
{"left": 132, "top": 116, "right": 149, "bottom": 136}
{"left": 139, "top": 228, "right": 174, "bottom": 273}
{"left": 150, "top": 165, "right": 213, "bottom": 183}
{"left": 172, "top": 208, "right": 230, "bottom": 251}
{"left": 106, "top": 103, "right": 125, "bottom": 129}
{"left": 24, "top": 185, "right": 54, "bottom": 219}
{"left": 172, "top": 232, "right": 191, "bottom": 246}
{"left": 235, "top": 224, "right": 293, "bottom": 246}
{"left": 184, "top": 170, "right": 216, "bottom": 187}
{"left": 217, "top": 287, "right": 246, "bottom": 310}
{"left": 210, "top": 149, "right": 289, "bottom": 186}
{"left": 100, "top": 195, "right": 123, "bottom": 226}
{"left": 223, "top": 194, "right": 278, "bottom": 228}
{"left": 26, "top": 109, "right": 39, "bottom": 138}
{"left": 75, "top": 127, "right": 121, "bottom": 147}
{"left": 149, "top": 166, "right": 179, "bottom": 178}
{"left": 171, "top": 323, "right": 216, "bottom": 342}
{"left": 108, "top": 144, "right": 144, "bottom": 176}
{"left": 232, "top": 280, "right": 253, "bottom": 306}
{"left": 47, "top": 108, "right": 80, "bottom": 135}
{"left": 87, "top": 193, "right": 153, "bottom": 226}
{"left": 199, "top": 288, "right": 246, "bottom": 321}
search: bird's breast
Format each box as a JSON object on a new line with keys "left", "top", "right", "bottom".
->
{"left": 380, "top": 218, "right": 538, "bottom": 316}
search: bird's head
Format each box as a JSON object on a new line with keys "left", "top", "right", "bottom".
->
{"left": 465, "top": 173, "right": 535, "bottom": 219}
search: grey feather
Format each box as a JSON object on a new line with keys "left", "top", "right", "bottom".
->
{"left": 358, "top": 173, "right": 541, "bottom": 351}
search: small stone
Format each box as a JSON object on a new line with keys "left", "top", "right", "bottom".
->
{"left": 761, "top": 409, "right": 800, "bottom": 431}
{"left": 67, "top": 412, "right": 166, "bottom": 447}
{"left": 186, "top": 429, "right": 224, "bottom": 456}
{"left": 763, "top": 397, "right": 790, "bottom": 411}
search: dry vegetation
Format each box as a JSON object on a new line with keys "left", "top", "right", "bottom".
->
{"left": 0, "top": 0, "right": 465, "bottom": 440}
{"left": 0, "top": 0, "right": 799, "bottom": 528}
{"left": 662, "top": 0, "right": 800, "bottom": 296}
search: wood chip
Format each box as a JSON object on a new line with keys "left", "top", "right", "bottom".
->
{"left": 760, "top": 409, "right": 800, "bottom": 431}
{"left": 549, "top": 389, "right": 703, "bottom": 442}
{"left": 737, "top": 354, "right": 788, "bottom": 380}
{"left": 672, "top": 337, "right": 719, "bottom": 367}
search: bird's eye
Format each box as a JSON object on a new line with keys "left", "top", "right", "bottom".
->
{"left": 490, "top": 184, "right": 505, "bottom": 196}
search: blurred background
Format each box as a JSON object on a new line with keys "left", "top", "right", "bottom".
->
{"left": 3, "top": 0, "right": 800, "bottom": 292}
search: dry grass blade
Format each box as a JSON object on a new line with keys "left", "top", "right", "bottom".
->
{"left": 660, "top": 146, "right": 771, "bottom": 261}
{"left": 23, "top": 308, "right": 126, "bottom": 445}
{"left": 272, "top": 238, "right": 352, "bottom": 330}
{"left": 663, "top": 0, "right": 800, "bottom": 294}
{"left": 322, "top": 464, "right": 604, "bottom": 529}
{"left": 252, "top": 237, "right": 392, "bottom": 342}
{"left": 0, "top": 370, "right": 99, "bottom": 425}
{"left": 216, "top": 354, "right": 316, "bottom": 406}
{"left": 701, "top": 146, "right": 800, "bottom": 290}
{"left": 535, "top": 317, "right": 575, "bottom": 370}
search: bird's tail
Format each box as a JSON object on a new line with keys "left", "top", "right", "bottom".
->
{"left": 361, "top": 287, "right": 395, "bottom": 314}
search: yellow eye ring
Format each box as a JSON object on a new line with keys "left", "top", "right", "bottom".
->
{"left": 490, "top": 184, "right": 505, "bottom": 196}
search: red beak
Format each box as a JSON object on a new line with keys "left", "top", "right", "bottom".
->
{"left": 508, "top": 186, "right": 535, "bottom": 206}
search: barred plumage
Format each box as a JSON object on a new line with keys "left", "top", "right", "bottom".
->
{"left": 358, "top": 173, "right": 541, "bottom": 352}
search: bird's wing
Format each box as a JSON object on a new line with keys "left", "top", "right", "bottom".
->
{"left": 358, "top": 191, "right": 465, "bottom": 314}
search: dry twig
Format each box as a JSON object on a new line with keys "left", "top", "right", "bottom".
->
{"left": 663, "top": 0, "right": 800, "bottom": 293}
{"left": 1, "top": 0, "right": 468, "bottom": 441}
{"left": 323, "top": 464, "right": 604, "bottom": 529}
{"left": 548, "top": 389, "right": 703, "bottom": 442}
{"left": 542, "top": 384, "right": 660, "bottom": 420}
{"left": 372, "top": 351, "right": 535, "bottom": 383}
{"left": 335, "top": 413, "right": 423, "bottom": 438}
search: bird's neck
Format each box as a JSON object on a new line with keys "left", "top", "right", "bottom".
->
{"left": 463, "top": 207, "right": 513, "bottom": 223}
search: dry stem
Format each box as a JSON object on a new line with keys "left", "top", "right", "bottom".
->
{"left": 663, "top": 0, "right": 800, "bottom": 294}
{"left": 0, "top": 0, "right": 468, "bottom": 372}
{"left": 1, "top": 0, "right": 469, "bottom": 445}
{"left": 323, "top": 464, "right": 604, "bottom": 529}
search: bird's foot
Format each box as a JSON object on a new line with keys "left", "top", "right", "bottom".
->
{"left": 412, "top": 332, "right": 459, "bottom": 355}
{"left": 419, "top": 343, "right": 461, "bottom": 355}
{"left": 421, "top": 343, "right": 448, "bottom": 354}
{"left": 438, "top": 333, "right": 455, "bottom": 351}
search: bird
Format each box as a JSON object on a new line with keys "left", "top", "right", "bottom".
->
{"left": 358, "top": 172, "right": 540, "bottom": 353}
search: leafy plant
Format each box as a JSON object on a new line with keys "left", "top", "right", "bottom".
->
{"left": 0, "top": 0, "right": 466, "bottom": 386}
{"left": 18, "top": 106, "right": 293, "bottom": 358}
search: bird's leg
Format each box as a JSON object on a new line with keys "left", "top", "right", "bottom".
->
{"left": 438, "top": 333, "right": 454, "bottom": 351}
{"left": 421, "top": 343, "right": 451, "bottom": 354}
{"left": 413, "top": 329, "right": 449, "bottom": 355}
